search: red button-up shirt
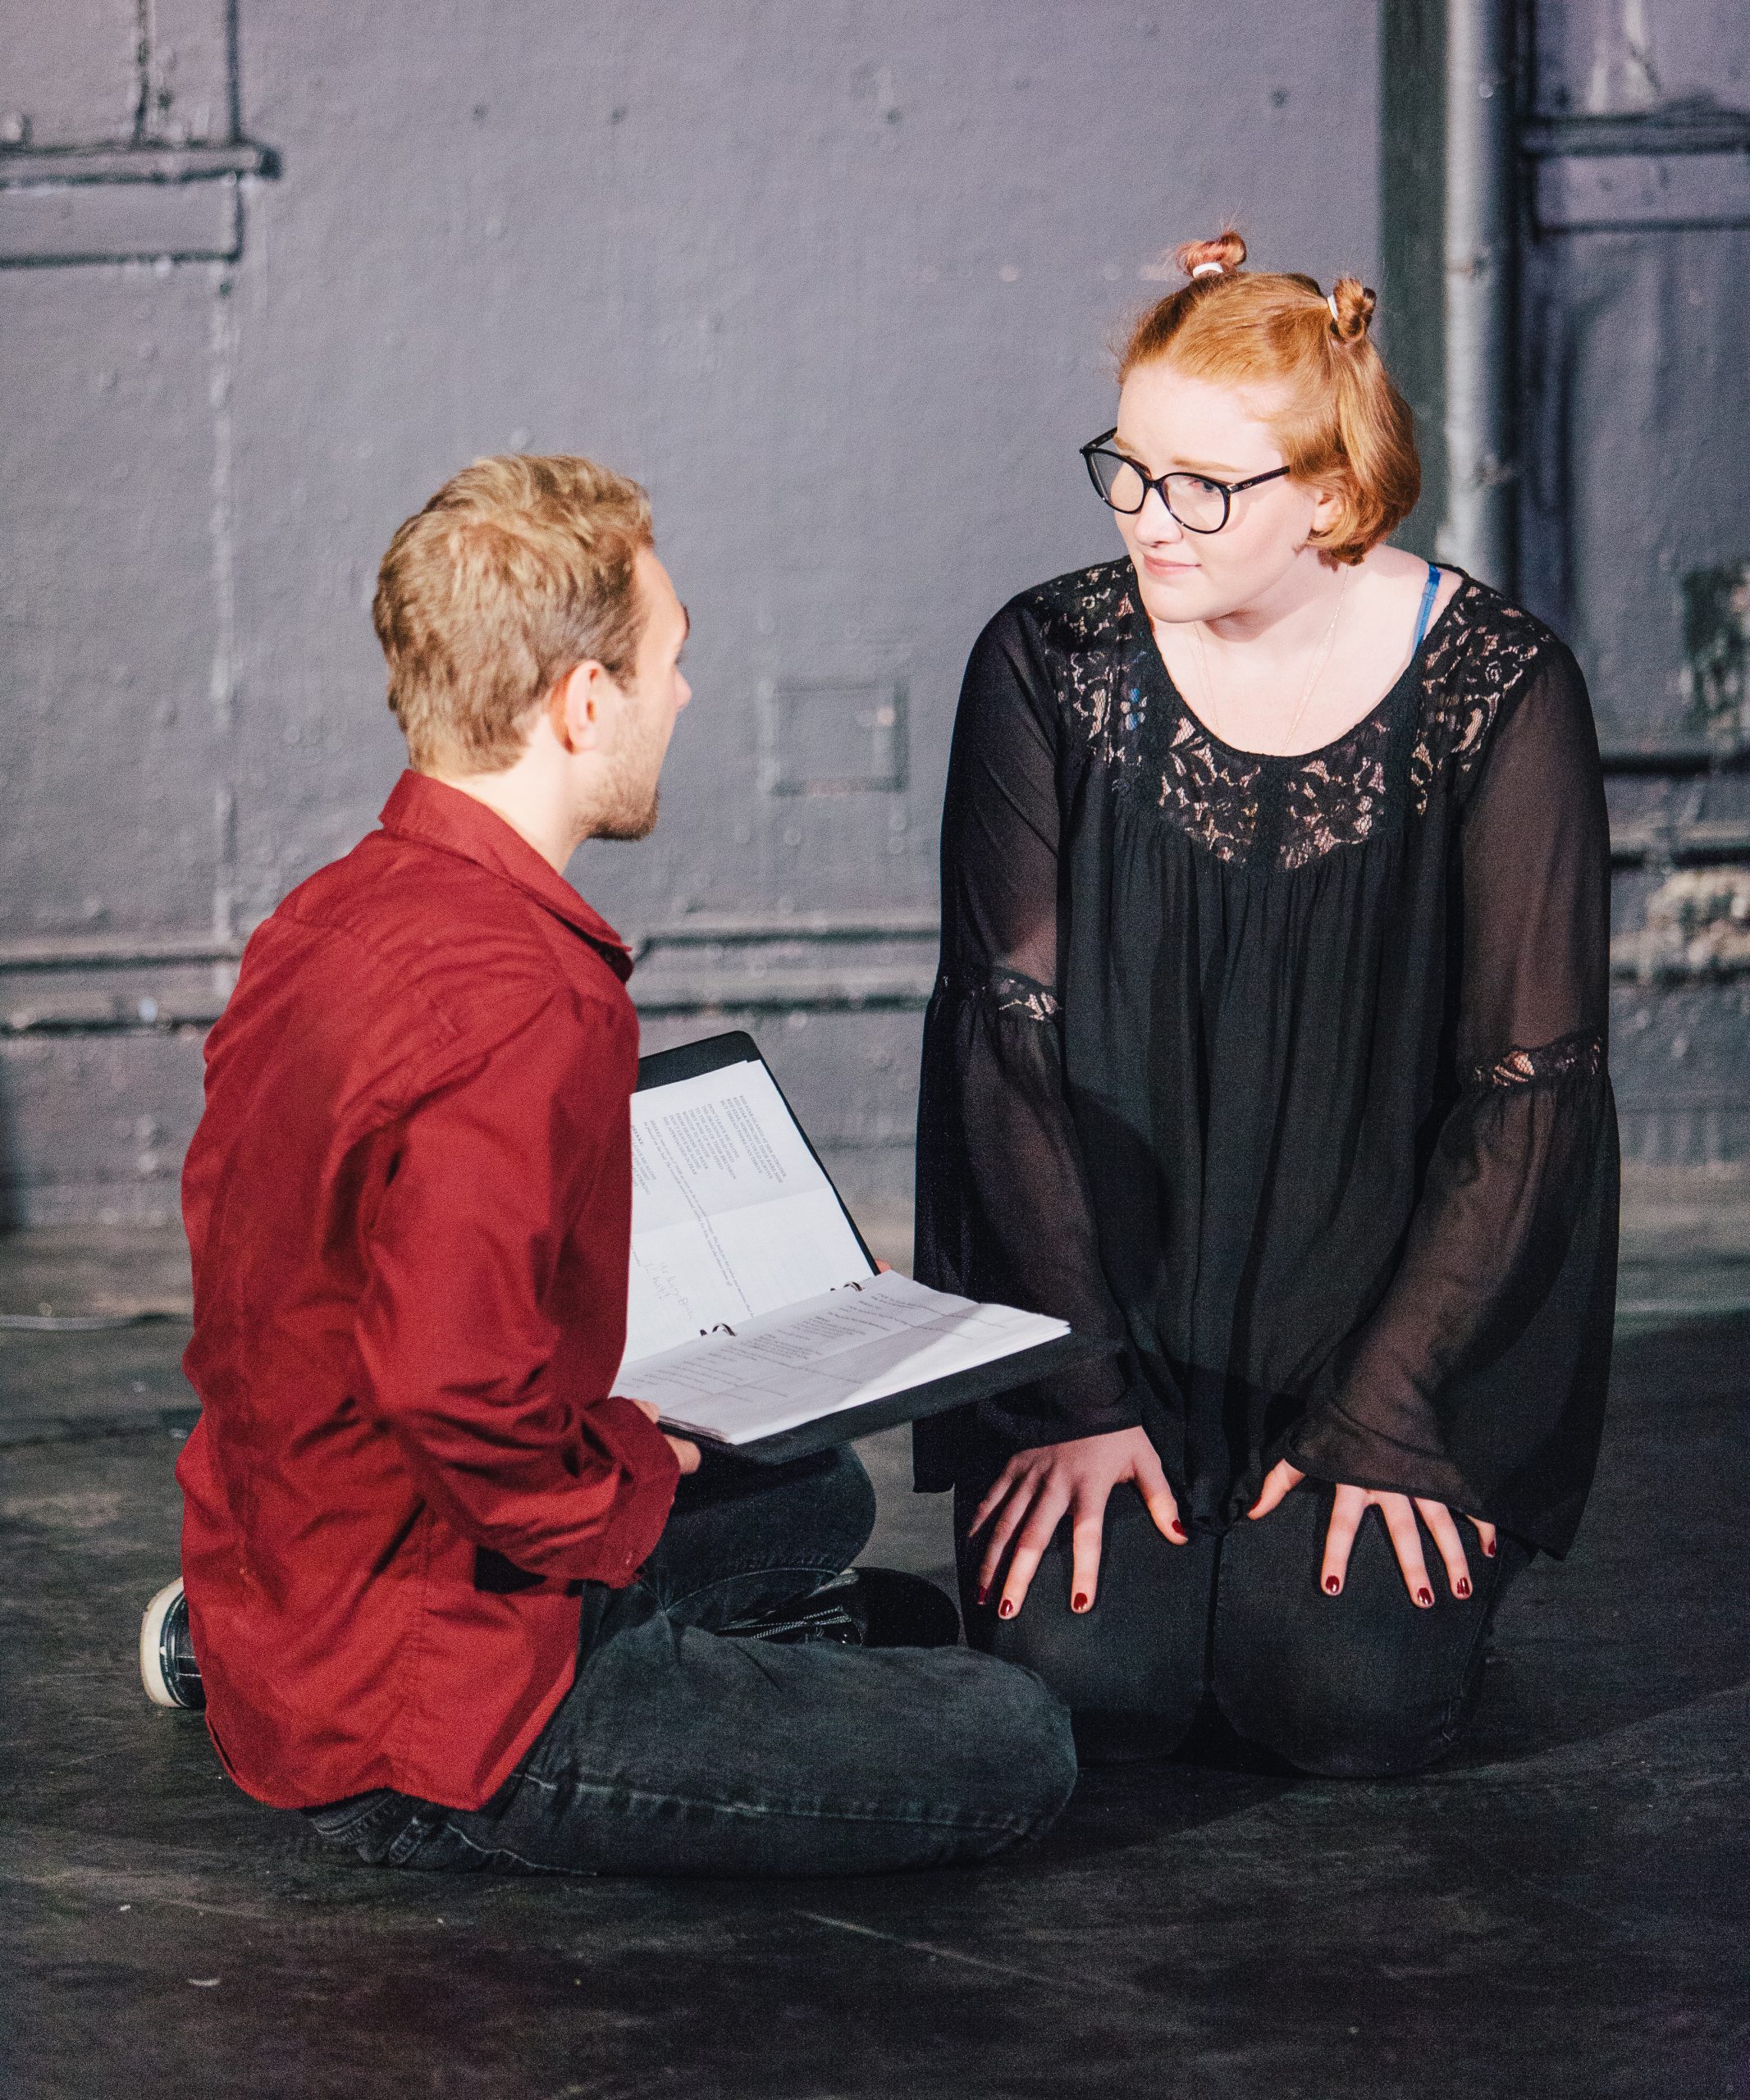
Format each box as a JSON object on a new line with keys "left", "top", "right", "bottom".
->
{"left": 176, "top": 772, "right": 679, "bottom": 1811}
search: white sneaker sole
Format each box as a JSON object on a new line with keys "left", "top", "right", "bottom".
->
{"left": 139, "top": 1577, "right": 188, "bottom": 1708}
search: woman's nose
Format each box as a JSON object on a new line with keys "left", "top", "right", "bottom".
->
{"left": 1135, "top": 485, "right": 1184, "bottom": 544}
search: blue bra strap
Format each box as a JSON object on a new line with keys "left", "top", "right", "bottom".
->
{"left": 1411, "top": 561, "right": 1442, "bottom": 651}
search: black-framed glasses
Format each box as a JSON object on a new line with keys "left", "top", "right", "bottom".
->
{"left": 1080, "top": 429, "right": 1291, "bottom": 532}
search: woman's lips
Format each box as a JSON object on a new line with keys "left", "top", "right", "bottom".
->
{"left": 1141, "top": 553, "right": 1199, "bottom": 577}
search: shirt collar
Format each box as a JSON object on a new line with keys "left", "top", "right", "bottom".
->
{"left": 378, "top": 771, "right": 634, "bottom": 981}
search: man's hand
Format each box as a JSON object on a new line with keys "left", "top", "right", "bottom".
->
{"left": 637, "top": 1269, "right": 882, "bottom": 1482}
{"left": 630, "top": 1397, "right": 701, "bottom": 1475}
{"left": 968, "top": 1426, "right": 1186, "bottom": 1619}
{"left": 1249, "top": 1461, "right": 1496, "bottom": 1605}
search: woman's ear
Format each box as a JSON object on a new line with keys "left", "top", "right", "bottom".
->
{"left": 1306, "top": 481, "right": 1346, "bottom": 543}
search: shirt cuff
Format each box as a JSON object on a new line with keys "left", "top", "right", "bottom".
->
{"left": 586, "top": 1393, "right": 682, "bottom": 1586}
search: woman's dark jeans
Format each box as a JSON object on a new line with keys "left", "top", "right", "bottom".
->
{"left": 308, "top": 1447, "right": 1076, "bottom": 1878}
{"left": 956, "top": 1475, "right": 1528, "bottom": 1777}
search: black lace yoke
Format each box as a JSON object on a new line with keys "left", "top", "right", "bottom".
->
{"left": 914, "top": 559, "right": 1619, "bottom": 1555}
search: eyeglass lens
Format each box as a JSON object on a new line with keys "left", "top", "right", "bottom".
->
{"left": 1089, "top": 452, "right": 1228, "bottom": 532}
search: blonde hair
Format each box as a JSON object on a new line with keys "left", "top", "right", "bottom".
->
{"left": 1119, "top": 231, "right": 1419, "bottom": 564}
{"left": 372, "top": 453, "right": 654, "bottom": 770}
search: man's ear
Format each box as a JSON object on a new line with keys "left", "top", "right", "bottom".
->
{"left": 546, "top": 658, "right": 613, "bottom": 756}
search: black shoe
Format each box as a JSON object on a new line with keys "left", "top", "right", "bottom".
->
{"left": 846, "top": 1566, "right": 962, "bottom": 1648}
{"left": 721, "top": 1567, "right": 961, "bottom": 1650}
{"left": 139, "top": 1577, "right": 205, "bottom": 1710}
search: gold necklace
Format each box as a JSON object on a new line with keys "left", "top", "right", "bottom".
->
{"left": 1190, "top": 568, "right": 1351, "bottom": 752}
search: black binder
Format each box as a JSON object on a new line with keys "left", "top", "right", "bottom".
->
{"left": 632, "top": 1031, "right": 1100, "bottom": 1462}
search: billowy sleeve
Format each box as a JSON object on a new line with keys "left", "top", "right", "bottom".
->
{"left": 914, "top": 601, "right": 1147, "bottom": 1467}
{"left": 1287, "top": 642, "right": 1619, "bottom": 1546}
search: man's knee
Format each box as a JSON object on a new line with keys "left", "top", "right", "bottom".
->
{"left": 934, "top": 1650, "right": 1079, "bottom": 1843}
{"left": 807, "top": 1445, "right": 878, "bottom": 1563}
{"left": 684, "top": 1443, "right": 876, "bottom": 1570}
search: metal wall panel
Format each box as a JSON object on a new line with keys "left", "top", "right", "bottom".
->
{"left": 1520, "top": 0, "right": 1750, "bottom": 1163}
{"left": 0, "top": 0, "right": 141, "bottom": 149}
{"left": 0, "top": 269, "right": 223, "bottom": 935}
{"left": 0, "top": 0, "right": 1382, "bottom": 1226}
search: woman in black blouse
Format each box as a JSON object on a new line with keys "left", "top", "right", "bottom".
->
{"left": 915, "top": 231, "right": 1617, "bottom": 1775}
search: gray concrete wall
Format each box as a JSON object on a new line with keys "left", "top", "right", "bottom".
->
{"left": 0, "top": 0, "right": 1381, "bottom": 1230}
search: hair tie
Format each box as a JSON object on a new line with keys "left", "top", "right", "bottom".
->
{"left": 1191, "top": 261, "right": 1224, "bottom": 280}
{"left": 1327, "top": 291, "right": 1341, "bottom": 324}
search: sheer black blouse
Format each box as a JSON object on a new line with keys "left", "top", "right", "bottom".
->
{"left": 913, "top": 559, "right": 1618, "bottom": 1555}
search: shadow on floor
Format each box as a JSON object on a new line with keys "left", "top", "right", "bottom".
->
{"left": 2, "top": 1299, "right": 1744, "bottom": 2099}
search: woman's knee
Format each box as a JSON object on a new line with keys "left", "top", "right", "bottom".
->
{"left": 1212, "top": 1595, "right": 1488, "bottom": 1777}
{"left": 966, "top": 1602, "right": 1204, "bottom": 1760}
{"left": 1216, "top": 1664, "right": 1474, "bottom": 1777}
{"left": 955, "top": 1483, "right": 1211, "bottom": 1756}
{"left": 1212, "top": 1488, "right": 1506, "bottom": 1778}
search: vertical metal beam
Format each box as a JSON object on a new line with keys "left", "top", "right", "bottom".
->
{"left": 1437, "top": 0, "right": 1519, "bottom": 590}
{"left": 1378, "top": 0, "right": 1447, "bottom": 563}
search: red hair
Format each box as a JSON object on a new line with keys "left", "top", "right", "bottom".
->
{"left": 1118, "top": 231, "right": 1419, "bottom": 564}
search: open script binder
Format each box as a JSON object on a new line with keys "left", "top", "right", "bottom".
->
{"left": 610, "top": 1032, "right": 1094, "bottom": 1462}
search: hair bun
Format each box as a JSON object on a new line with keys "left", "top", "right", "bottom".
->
{"left": 1327, "top": 276, "right": 1377, "bottom": 343}
{"left": 1176, "top": 230, "right": 1247, "bottom": 281}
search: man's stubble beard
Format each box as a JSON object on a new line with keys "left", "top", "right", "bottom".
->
{"left": 587, "top": 710, "right": 668, "bottom": 842}
{"left": 593, "top": 783, "right": 660, "bottom": 842}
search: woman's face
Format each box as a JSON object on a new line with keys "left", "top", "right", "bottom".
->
{"left": 1108, "top": 361, "right": 1338, "bottom": 624}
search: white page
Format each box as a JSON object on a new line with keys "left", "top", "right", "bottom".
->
{"left": 612, "top": 1269, "right": 1068, "bottom": 1445}
{"left": 621, "top": 1058, "right": 870, "bottom": 1365}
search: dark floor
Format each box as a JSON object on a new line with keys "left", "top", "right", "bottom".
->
{"left": 2, "top": 1217, "right": 1748, "bottom": 2100}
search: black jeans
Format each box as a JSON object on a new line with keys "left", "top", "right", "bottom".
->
{"left": 309, "top": 1447, "right": 1076, "bottom": 1877}
{"left": 956, "top": 1476, "right": 1528, "bottom": 1777}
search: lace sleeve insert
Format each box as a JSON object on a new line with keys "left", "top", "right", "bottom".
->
{"left": 1459, "top": 1029, "right": 1604, "bottom": 1092}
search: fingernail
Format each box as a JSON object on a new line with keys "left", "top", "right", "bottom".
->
{"left": 1484, "top": 1539, "right": 1496, "bottom": 1558}
{"left": 1416, "top": 1586, "right": 1433, "bottom": 1608}
{"left": 1455, "top": 1577, "right": 1471, "bottom": 1599}
{"left": 1324, "top": 1575, "right": 1341, "bottom": 1596}
{"left": 998, "top": 1599, "right": 1015, "bottom": 1619}
{"left": 1072, "top": 1592, "right": 1088, "bottom": 1612}
{"left": 1171, "top": 1520, "right": 1187, "bottom": 1540}
{"left": 976, "top": 1586, "right": 989, "bottom": 1607}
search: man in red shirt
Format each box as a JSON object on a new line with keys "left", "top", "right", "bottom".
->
{"left": 149, "top": 454, "right": 1075, "bottom": 1875}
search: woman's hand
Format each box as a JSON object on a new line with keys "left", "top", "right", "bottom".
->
{"left": 969, "top": 1426, "right": 1186, "bottom": 1619}
{"left": 1249, "top": 1461, "right": 1496, "bottom": 1605}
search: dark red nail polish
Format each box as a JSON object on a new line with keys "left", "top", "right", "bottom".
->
{"left": 1072, "top": 1592, "right": 1088, "bottom": 1612}
{"left": 1324, "top": 1575, "right": 1341, "bottom": 1595}
{"left": 1171, "top": 1520, "right": 1187, "bottom": 1540}
{"left": 1484, "top": 1538, "right": 1496, "bottom": 1558}
{"left": 1416, "top": 1586, "right": 1433, "bottom": 1607}
{"left": 998, "top": 1599, "right": 1015, "bottom": 1619}
{"left": 1456, "top": 1577, "right": 1471, "bottom": 1599}
{"left": 976, "top": 1586, "right": 989, "bottom": 1607}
